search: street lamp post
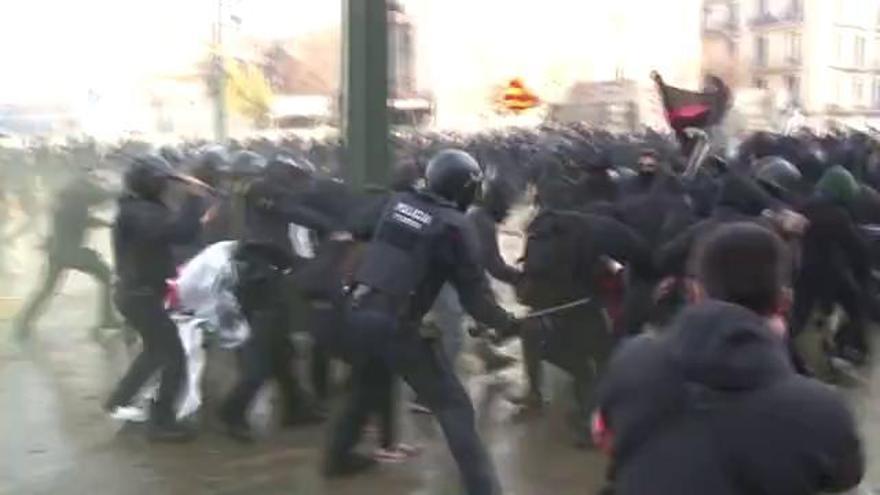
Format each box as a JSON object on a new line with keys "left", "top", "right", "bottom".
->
{"left": 213, "top": 0, "right": 229, "bottom": 142}
{"left": 342, "top": 0, "right": 390, "bottom": 188}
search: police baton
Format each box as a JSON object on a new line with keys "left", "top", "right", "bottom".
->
{"left": 520, "top": 296, "right": 593, "bottom": 320}
{"left": 468, "top": 296, "right": 593, "bottom": 339}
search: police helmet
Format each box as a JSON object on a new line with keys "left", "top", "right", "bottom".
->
{"left": 268, "top": 151, "right": 316, "bottom": 176}
{"left": 425, "top": 149, "right": 484, "bottom": 210}
{"left": 230, "top": 150, "right": 267, "bottom": 175}
{"left": 753, "top": 156, "right": 803, "bottom": 197}
{"left": 264, "top": 152, "right": 316, "bottom": 187}
{"left": 123, "top": 154, "right": 177, "bottom": 200}
{"left": 159, "top": 145, "right": 184, "bottom": 167}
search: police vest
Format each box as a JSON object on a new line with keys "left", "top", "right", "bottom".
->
{"left": 354, "top": 191, "right": 447, "bottom": 299}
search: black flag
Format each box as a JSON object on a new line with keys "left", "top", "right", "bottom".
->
{"left": 652, "top": 72, "right": 731, "bottom": 152}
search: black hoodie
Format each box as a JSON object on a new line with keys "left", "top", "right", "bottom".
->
{"left": 598, "top": 301, "right": 862, "bottom": 495}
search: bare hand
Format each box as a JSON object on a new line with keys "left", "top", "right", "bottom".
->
{"left": 200, "top": 202, "right": 219, "bottom": 225}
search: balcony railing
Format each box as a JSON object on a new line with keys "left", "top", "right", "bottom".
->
{"left": 752, "top": 56, "right": 802, "bottom": 70}
{"left": 702, "top": 21, "right": 739, "bottom": 35}
{"left": 749, "top": 10, "right": 804, "bottom": 27}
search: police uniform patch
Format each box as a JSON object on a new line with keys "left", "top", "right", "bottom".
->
{"left": 377, "top": 201, "right": 433, "bottom": 251}
{"left": 390, "top": 202, "right": 433, "bottom": 230}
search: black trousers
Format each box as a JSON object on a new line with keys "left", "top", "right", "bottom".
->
{"left": 791, "top": 277, "right": 869, "bottom": 355}
{"left": 106, "top": 290, "right": 185, "bottom": 424}
{"left": 521, "top": 303, "right": 613, "bottom": 423}
{"left": 17, "top": 247, "right": 114, "bottom": 330}
{"left": 221, "top": 306, "right": 309, "bottom": 425}
{"left": 328, "top": 354, "right": 396, "bottom": 453}
{"left": 327, "top": 308, "right": 498, "bottom": 495}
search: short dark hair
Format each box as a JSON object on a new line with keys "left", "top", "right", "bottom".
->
{"left": 693, "top": 222, "right": 790, "bottom": 315}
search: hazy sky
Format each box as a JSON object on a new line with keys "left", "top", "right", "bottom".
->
{"left": 0, "top": 0, "right": 340, "bottom": 105}
{"left": 0, "top": 0, "right": 701, "bottom": 127}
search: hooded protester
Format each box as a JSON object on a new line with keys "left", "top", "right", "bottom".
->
{"left": 619, "top": 149, "right": 664, "bottom": 196}
{"left": 14, "top": 168, "right": 119, "bottom": 341}
{"left": 218, "top": 153, "right": 348, "bottom": 440}
{"left": 791, "top": 165, "right": 872, "bottom": 364}
{"left": 656, "top": 171, "right": 778, "bottom": 277}
{"left": 576, "top": 145, "right": 619, "bottom": 207}
{"left": 104, "top": 155, "right": 212, "bottom": 441}
{"left": 595, "top": 222, "right": 863, "bottom": 495}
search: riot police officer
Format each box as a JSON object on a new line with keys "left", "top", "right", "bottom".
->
{"left": 104, "top": 155, "right": 212, "bottom": 441}
{"left": 325, "top": 149, "right": 520, "bottom": 495}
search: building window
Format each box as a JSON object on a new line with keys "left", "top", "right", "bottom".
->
{"left": 854, "top": 76, "right": 864, "bottom": 105}
{"left": 757, "top": 0, "right": 768, "bottom": 16}
{"left": 756, "top": 35, "right": 768, "bottom": 67}
{"left": 835, "top": 32, "right": 843, "bottom": 64}
{"left": 855, "top": 36, "right": 866, "bottom": 67}
{"left": 875, "top": 38, "right": 880, "bottom": 68}
{"left": 754, "top": 77, "right": 767, "bottom": 89}
{"left": 873, "top": 77, "right": 880, "bottom": 107}
{"left": 785, "top": 75, "right": 800, "bottom": 102}
{"left": 786, "top": 32, "right": 801, "bottom": 63}
{"left": 789, "top": 0, "right": 802, "bottom": 18}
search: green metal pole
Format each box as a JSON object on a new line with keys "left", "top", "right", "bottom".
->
{"left": 213, "top": 0, "right": 228, "bottom": 142}
{"left": 342, "top": 0, "right": 389, "bottom": 188}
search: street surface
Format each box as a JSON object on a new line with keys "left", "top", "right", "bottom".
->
{"left": 0, "top": 209, "right": 876, "bottom": 495}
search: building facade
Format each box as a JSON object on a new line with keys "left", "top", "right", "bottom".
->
{"left": 704, "top": 0, "right": 880, "bottom": 129}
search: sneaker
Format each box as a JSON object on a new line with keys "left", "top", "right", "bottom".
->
{"left": 408, "top": 401, "right": 432, "bottom": 415}
{"left": 372, "top": 448, "right": 408, "bottom": 463}
{"left": 107, "top": 406, "right": 148, "bottom": 423}
{"left": 395, "top": 443, "right": 422, "bottom": 456}
{"left": 324, "top": 453, "right": 378, "bottom": 478}
{"left": 373, "top": 443, "right": 423, "bottom": 463}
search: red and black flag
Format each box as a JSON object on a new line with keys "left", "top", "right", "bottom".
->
{"left": 652, "top": 71, "right": 731, "bottom": 150}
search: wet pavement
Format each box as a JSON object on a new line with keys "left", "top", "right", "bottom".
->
{"left": 0, "top": 221, "right": 609, "bottom": 495}
{"left": 0, "top": 213, "right": 877, "bottom": 495}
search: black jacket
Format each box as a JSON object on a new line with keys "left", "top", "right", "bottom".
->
{"left": 799, "top": 196, "right": 870, "bottom": 292}
{"left": 243, "top": 176, "right": 338, "bottom": 255}
{"left": 655, "top": 173, "right": 778, "bottom": 277}
{"left": 465, "top": 205, "right": 520, "bottom": 284}
{"left": 48, "top": 176, "right": 112, "bottom": 252}
{"left": 598, "top": 301, "right": 863, "bottom": 495}
{"left": 112, "top": 194, "right": 202, "bottom": 291}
